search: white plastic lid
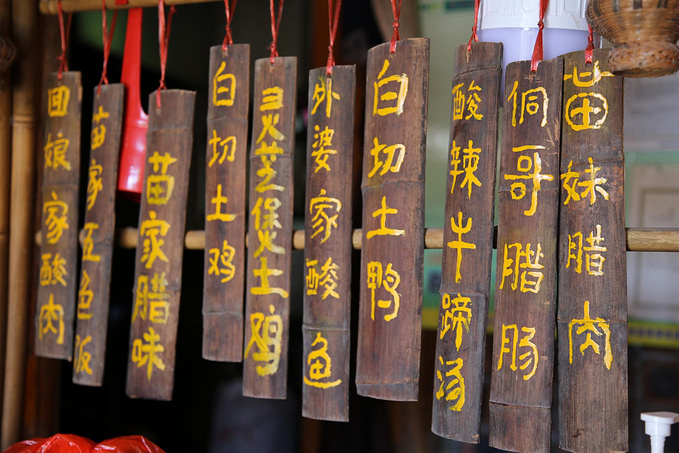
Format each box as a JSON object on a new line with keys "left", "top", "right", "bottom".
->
{"left": 479, "top": 0, "right": 589, "bottom": 31}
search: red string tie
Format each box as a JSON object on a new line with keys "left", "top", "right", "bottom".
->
{"left": 222, "top": 0, "right": 237, "bottom": 51}
{"left": 467, "top": 0, "right": 480, "bottom": 53}
{"left": 326, "top": 0, "right": 342, "bottom": 75}
{"left": 269, "top": 0, "right": 284, "bottom": 64}
{"left": 585, "top": 24, "right": 594, "bottom": 64}
{"left": 156, "top": 0, "right": 176, "bottom": 108}
{"left": 98, "top": 0, "right": 118, "bottom": 94}
{"left": 530, "top": 0, "right": 547, "bottom": 73}
{"left": 57, "top": 0, "right": 73, "bottom": 79}
{"left": 389, "top": 0, "right": 402, "bottom": 53}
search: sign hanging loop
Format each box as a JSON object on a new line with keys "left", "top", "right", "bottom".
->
{"left": 97, "top": 0, "right": 118, "bottom": 94}
{"left": 57, "top": 0, "right": 73, "bottom": 79}
{"left": 156, "top": 0, "right": 176, "bottom": 108}
{"left": 222, "top": 0, "right": 237, "bottom": 51}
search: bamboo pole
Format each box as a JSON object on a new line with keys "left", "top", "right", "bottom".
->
{"left": 0, "top": 0, "right": 12, "bottom": 432}
{"left": 40, "top": 0, "right": 219, "bottom": 14}
{"left": 2, "top": 0, "right": 37, "bottom": 447}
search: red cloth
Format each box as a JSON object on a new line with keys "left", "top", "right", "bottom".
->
{"left": 4, "top": 434, "right": 164, "bottom": 453}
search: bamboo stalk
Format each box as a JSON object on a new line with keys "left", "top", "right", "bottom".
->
{"left": 40, "top": 0, "right": 219, "bottom": 14}
{"left": 38, "top": 226, "right": 679, "bottom": 253}
{"left": 2, "top": 0, "right": 37, "bottom": 447}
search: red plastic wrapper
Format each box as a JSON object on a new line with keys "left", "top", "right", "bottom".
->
{"left": 3, "top": 434, "right": 165, "bottom": 453}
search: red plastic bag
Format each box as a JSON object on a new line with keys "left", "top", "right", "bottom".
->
{"left": 3, "top": 434, "right": 164, "bottom": 453}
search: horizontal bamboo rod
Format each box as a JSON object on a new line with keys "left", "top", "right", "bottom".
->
{"left": 40, "top": 0, "right": 219, "bottom": 14}
{"left": 36, "top": 227, "right": 679, "bottom": 252}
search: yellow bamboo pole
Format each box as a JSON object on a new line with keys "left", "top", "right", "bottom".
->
{"left": 40, "top": 0, "right": 219, "bottom": 14}
{"left": 2, "top": 0, "right": 37, "bottom": 447}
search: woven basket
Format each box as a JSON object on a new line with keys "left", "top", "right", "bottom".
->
{"left": 0, "top": 35, "right": 16, "bottom": 75}
{"left": 587, "top": 0, "right": 679, "bottom": 77}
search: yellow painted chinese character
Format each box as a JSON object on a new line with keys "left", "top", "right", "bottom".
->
{"left": 504, "top": 145, "right": 554, "bottom": 216}
{"left": 561, "top": 160, "right": 581, "bottom": 205}
{"left": 132, "top": 326, "right": 166, "bottom": 381}
{"left": 251, "top": 256, "right": 289, "bottom": 298}
{"left": 584, "top": 224, "right": 607, "bottom": 276}
{"left": 311, "top": 125, "right": 336, "bottom": 172}
{"left": 449, "top": 140, "right": 463, "bottom": 193}
{"left": 500, "top": 242, "right": 545, "bottom": 293}
{"left": 507, "top": 81, "right": 549, "bottom": 127}
{"left": 303, "top": 332, "right": 342, "bottom": 388}
{"left": 452, "top": 81, "right": 483, "bottom": 121}
{"left": 461, "top": 140, "right": 482, "bottom": 197}
{"left": 305, "top": 257, "right": 340, "bottom": 300}
{"left": 213, "top": 61, "right": 237, "bottom": 107}
{"left": 567, "top": 231, "right": 583, "bottom": 274}
{"left": 48, "top": 85, "right": 70, "bottom": 117}
{"left": 565, "top": 93, "right": 609, "bottom": 131}
{"left": 563, "top": 61, "right": 614, "bottom": 88}
{"left": 44, "top": 133, "right": 71, "bottom": 171}
{"left": 309, "top": 189, "right": 341, "bottom": 243}
{"left": 254, "top": 229, "right": 285, "bottom": 257}
{"left": 43, "top": 191, "right": 69, "bottom": 245}
{"left": 568, "top": 300, "right": 612, "bottom": 369}
{"left": 147, "top": 151, "right": 178, "bottom": 205}
{"left": 435, "top": 356, "right": 465, "bottom": 411}
{"left": 374, "top": 59, "right": 408, "bottom": 116}
{"left": 208, "top": 130, "right": 236, "bottom": 167}
{"left": 452, "top": 83, "right": 466, "bottom": 121}
{"left": 74, "top": 335, "right": 93, "bottom": 375}
{"left": 77, "top": 269, "right": 94, "bottom": 320}
{"left": 447, "top": 212, "right": 476, "bottom": 283}
{"left": 367, "top": 261, "right": 400, "bottom": 321}
{"left": 368, "top": 137, "right": 405, "bottom": 178}
{"left": 244, "top": 304, "right": 283, "bottom": 375}
{"left": 38, "top": 294, "right": 64, "bottom": 345}
{"left": 256, "top": 155, "right": 284, "bottom": 193}
{"left": 251, "top": 196, "right": 282, "bottom": 231}
{"left": 208, "top": 240, "right": 236, "bottom": 283}
{"left": 81, "top": 222, "right": 100, "bottom": 262}
{"left": 311, "top": 76, "right": 341, "bottom": 118}
{"left": 261, "top": 87, "right": 283, "bottom": 111}
{"left": 86, "top": 159, "right": 103, "bottom": 211}
{"left": 257, "top": 113, "right": 285, "bottom": 145}
{"left": 440, "top": 293, "right": 472, "bottom": 351}
{"left": 132, "top": 272, "right": 170, "bottom": 324}
{"left": 579, "top": 157, "right": 609, "bottom": 205}
{"left": 366, "top": 196, "right": 405, "bottom": 239}
{"left": 39, "top": 252, "right": 67, "bottom": 287}
{"left": 140, "top": 211, "right": 170, "bottom": 269}
{"left": 207, "top": 184, "right": 237, "bottom": 222}
{"left": 497, "top": 324, "right": 539, "bottom": 380}
{"left": 91, "top": 105, "right": 110, "bottom": 150}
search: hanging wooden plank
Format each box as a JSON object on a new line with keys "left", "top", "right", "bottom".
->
{"left": 243, "top": 56, "right": 297, "bottom": 399}
{"left": 126, "top": 89, "right": 195, "bottom": 400}
{"left": 557, "top": 49, "right": 627, "bottom": 453}
{"left": 302, "top": 65, "right": 356, "bottom": 421}
{"left": 488, "top": 57, "right": 563, "bottom": 453}
{"left": 72, "top": 83, "right": 124, "bottom": 386}
{"left": 35, "top": 72, "right": 82, "bottom": 360}
{"left": 356, "top": 38, "right": 429, "bottom": 401}
{"left": 432, "top": 41, "right": 502, "bottom": 442}
{"left": 202, "top": 43, "right": 250, "bottom": 362}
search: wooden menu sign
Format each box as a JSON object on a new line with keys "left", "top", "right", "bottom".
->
{"left": 202, "top": 44, "right": 250, "bottom": 362}
{"left": 489, "top": 58, "right": 563, "bottom": 453}
{"left": 356, "top": 38, "right": 429, "bottom": 401}
{"left": 432, "top": 42, "right": 502, "bottom": 442}
{"left": 302, "top": 65, "right": 356, "bottom": 421}
{"left": 557, "top": 49, "right": 628, "bottom": 453}
{"left": 36, "top": 72, "right": 82, "bottom": 360}
{"left": 73, "top": 83, "right": 124, "bottom": 386}
{"left": 243, "top": 57, "right": 297, "bottom": 399}
{"left": 126, "top": 90, "right": 195, "bottom": 401}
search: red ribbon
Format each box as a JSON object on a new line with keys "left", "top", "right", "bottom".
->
{"left": 156, "top": 0, "right": 176, "bottom": 108}
{"left": 530, "top": 0, "right": 548, "bottom": 72}
{"left": 97, "top": 0, "right": 118, "bottom": 94}
{"left": 269, "top": 0, "right": 284, "bottom": 63}
{"left": 222, "top": 0, "right": 237, "bottom": 51}
{"left": 390, "top": 0, "right": 402, "bottom": 53}
{"left": 467, "top": 0, "right": 480, "bottom": 52}
{"left": 57, "top": 0, "right": 73, "bottom": 79}
{"left": 326, "top": 0, "right": 342, "bottom": 75}
{"left": 585, "top": 24, "right": 594, "bottom": 64}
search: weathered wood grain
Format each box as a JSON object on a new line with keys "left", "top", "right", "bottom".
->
{"left": 302, "top": 65, "right": 356, "bottom": 421}
{"left": 432, "top": 41, "right": 502, "bottom": 443}
{"left": 356, "top": 38, "right": 429, "bottom": 401}
{"left": 488, "top": 57, "right": 563, "bottom": 453}
{"left": 557, "top": 49, "right": 628, "bottom": 453}
{"left": 243, "top": 57, "right": 297, "bottom": 399}
{"left": 72, "top": 83, "right": 124, "bottom": 386}
{"left": 202, "top": 44, "right": 250, "bottom": 362}
{"left": 126, "top": 89, "right": 195, "bottom": 401}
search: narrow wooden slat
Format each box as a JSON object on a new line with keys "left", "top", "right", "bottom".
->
{"left": 40, "top": 0, "right": 219, "bottom": 14}
{"left": 356, "top": 38, "right": 429, "bottom": 401}
{"left": 202, "top": 44, "right": 250, "bottom": 362}
{"left": 35, "top": 71, "right": 82, "bottom": 360}
{"left": 432, "top": 41, "right": 502, "bottom": 443}
{"left": 126, "top": 89, "right": 195, "bottom": 401}
{"left": 489, "top": 57, "right": 563, "bottom": 453}
{"left": 72, "top": 84, "right": 124, "bottom": 386}
{"left": 243, "top": 57, "right": 297, "bottom": 399}
{"left": 302, "top": 65, "right": 356, "bottom": 421}
{"left": 557, "top": 49, "right": 628, "bottom": 453}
